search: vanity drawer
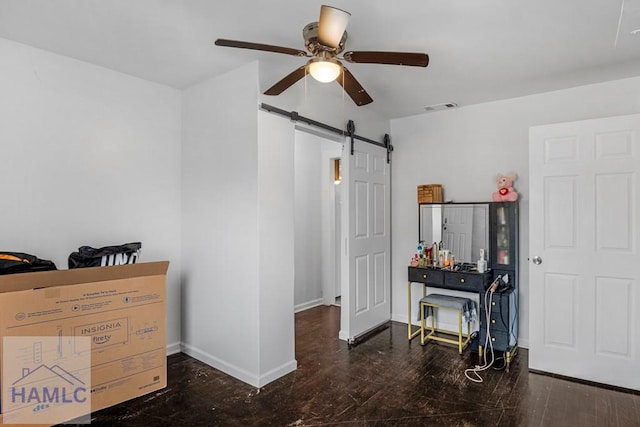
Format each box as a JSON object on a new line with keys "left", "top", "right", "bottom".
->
{"left": 408, "top": 267, "right": 444, "bottom": 285}
{"left": 485, "top": 310, "right": 509, "bottom": 332}
{"left": 444, "top": 271, "right": 485, "bottom": 291}
{"left": 480, "top": 329, "right": 510, "bottom": 351}
{"left": 482, "top": 290, "right": 511, "bottom": 314}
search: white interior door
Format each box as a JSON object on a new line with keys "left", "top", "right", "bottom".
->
{"left": 339, "top": 139, "right": 391, "bottom": 343}
{"left": 442, "top": 205, "right": 473, "bottom": 262}
{"left": 529, "top": 113, "right": 640, "bottom": 390}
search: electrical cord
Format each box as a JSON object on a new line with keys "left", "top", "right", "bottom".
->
{"left": 492, "top": 354, "right": 506, "bottom": 371}
{"left": 509, "top": 289, "right": 519, "bottom": 345}
{"left": 498, "top": 275, "right": 510, "bottom": 330}
{"left": 492, "top": 273, "right": 517, "bottom": 359}
{"left": 493, "top": 276, "right": 517, "bottom": 371}
{"left": 464, "top": 276, "right": 502, "bottom": 383}
{"left": 496, "top": 273, "right": 518, "bottom": 347}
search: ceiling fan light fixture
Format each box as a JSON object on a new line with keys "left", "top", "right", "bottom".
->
{"left": 308, "top": 57, "right": 342, "bottom": 83}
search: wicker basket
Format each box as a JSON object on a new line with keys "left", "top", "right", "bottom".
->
{"left": 417, "top": 184, "right": 443, "bottom": 203}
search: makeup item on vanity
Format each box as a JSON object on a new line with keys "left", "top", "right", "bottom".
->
{"left": 438, "top": 250, "right": 450, "bottom": 267}
{"left": 477, "top": 248, "right": 487, "bottom": 273}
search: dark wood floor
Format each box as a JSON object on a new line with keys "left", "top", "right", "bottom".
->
{"left": 83, "top": 306, "right": 640, "bottom": 426}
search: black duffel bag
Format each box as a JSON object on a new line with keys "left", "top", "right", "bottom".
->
{"left": 0, "top": 252, "right": 57, "bottom": 275}
{"left": 68, "top": 242, "right": 141, "bottom": 269}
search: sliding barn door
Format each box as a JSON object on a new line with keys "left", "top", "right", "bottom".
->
{"left": 529, "top": 113, "right": 640, "bottom": 390}
{"left": 339, "top": 139, "right": 391, "bottom": 343}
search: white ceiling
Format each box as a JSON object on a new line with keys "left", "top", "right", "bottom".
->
{"left": 1, "top": 0, "right": 640, "bottom": 119}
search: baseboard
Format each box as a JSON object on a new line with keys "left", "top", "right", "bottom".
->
{"left": 391, "top": 313, "right": 414, "bottom": 326}
{"left": 294, "top": 298, "right": 324, "bottom": 313}
{"left": 180, "top": 342, "right": 297, "bottom": 388}
{"left": 166, "top": 342, "right": 181, "bottom": 355}
{"left": 256, "top": 359, "right": 298, "bottom": 388}
{"left": 181, "top": 342, "right": 258, "bottom": 386}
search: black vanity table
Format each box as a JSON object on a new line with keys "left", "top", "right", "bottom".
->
{"left": 409, "top": 201, "right": 519, "bottom": 370}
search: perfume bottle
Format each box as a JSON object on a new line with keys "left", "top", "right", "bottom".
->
{"left": 477, "top": 248, "right": 487, "bottom": 273}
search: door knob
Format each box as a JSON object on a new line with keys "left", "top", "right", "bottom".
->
{"left": 532, "top": 256, "right": 542, "bottom": 265}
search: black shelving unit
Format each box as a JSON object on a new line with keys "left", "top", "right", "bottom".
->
{"left": 491, "top": 202, "right": 518, "bottom": 272}
{"left": 479, "top": 202, "right": 519, "bottom": 370}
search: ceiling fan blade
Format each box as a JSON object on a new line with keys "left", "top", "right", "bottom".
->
{"left": 343, "top": 51, "right": 429, "bottom": 67}
{"left": 336, "top": 67, "right": 373, "bottom": 106}
{"left": 264, "top": 65, "right": 308, "bottom": 96}
{"left": 215, "top": 39, "right": 309, "bottom": 57}
{"left": 318, "top": 5, "right": 350, "bottom": 48}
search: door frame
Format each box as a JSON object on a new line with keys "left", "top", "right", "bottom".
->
{"left": 319, "top": 138, "right": 344, "bottom": 306}
{"left": 293, "top": 126, "right": 343, "bottom": 312}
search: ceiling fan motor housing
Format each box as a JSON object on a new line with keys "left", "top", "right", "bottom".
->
{"left": 303, "top": 22, "right": 347, "bottom": 55}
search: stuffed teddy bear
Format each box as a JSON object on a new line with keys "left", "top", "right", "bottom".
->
{"left": 492, "top": 172, "right": 519, "bottom": 202}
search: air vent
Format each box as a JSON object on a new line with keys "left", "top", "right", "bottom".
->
{"left": 424, "top": 102, "right": 458, "bottom": 112}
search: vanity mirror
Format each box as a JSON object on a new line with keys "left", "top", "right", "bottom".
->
{"left": 419, "top": 203, "right": 489, "bottom": 264}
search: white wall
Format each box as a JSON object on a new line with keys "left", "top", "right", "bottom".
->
{"left": 294, "top": 132, "right": 323, "bottom": 309}
{"left": 294, "top": 130, "right": 342, "bottom": 311}
{"left": 181, "top": 62, "right": 298, "bottom": 387}
{"left": 390, "top": 75, "right": 640, "bottom": 347}
{"left": 0, "top": 38, "right": 183, "bottom": 351}
{"left": 257, "top": 110, "right": 297, "bottom": 385}
{"left": 181, "top": 62, "right": 261, "bottom": 382}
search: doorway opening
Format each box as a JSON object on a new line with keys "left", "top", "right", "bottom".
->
{"left": 293, "top": 128, "right": 343, "bottom": 315}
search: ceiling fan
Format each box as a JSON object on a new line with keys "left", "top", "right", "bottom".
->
{"left": 215, "top": 5, "right": 429, "bottom": 106}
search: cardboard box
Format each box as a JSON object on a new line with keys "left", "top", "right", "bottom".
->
{"left": 0, "top": 262, "right": 168, "bottom": 425}
{"left": 417, "top": 184, "right": 443, "bottom": 203}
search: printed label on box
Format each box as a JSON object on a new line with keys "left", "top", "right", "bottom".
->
{"left": 74, "top": 317, "right": 129, "bottom": 351}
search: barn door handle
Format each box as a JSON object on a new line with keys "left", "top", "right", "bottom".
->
{"left": 532, "top": 256, "right": 542, "bottom": 265}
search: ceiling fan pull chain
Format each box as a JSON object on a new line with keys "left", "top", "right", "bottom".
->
{"left": 347, "top": 120, "right": 355, "bottom": 155}
{"left": 341, "top": 70, "right": 345, "bottom": 126}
